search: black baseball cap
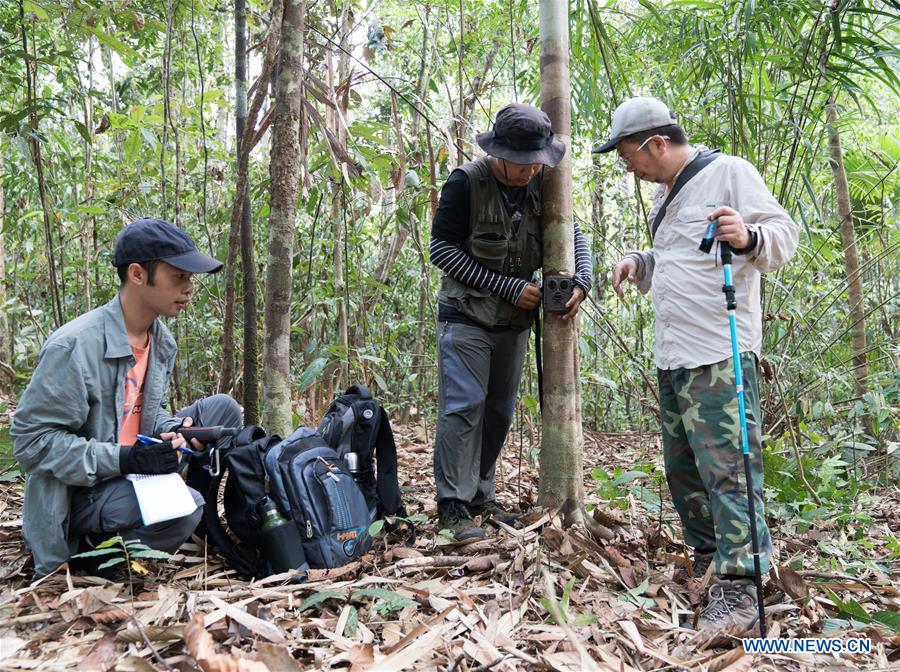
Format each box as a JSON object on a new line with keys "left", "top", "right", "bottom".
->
{"left": 113, "top": 218, "right": 223, "bottom": 273}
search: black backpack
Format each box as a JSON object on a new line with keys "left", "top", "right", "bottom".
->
{"left": 318, "top": 384, "right": 407, "bottom": 520}
{"left": 190, "top": 425, "right": 374, "bottom": 580}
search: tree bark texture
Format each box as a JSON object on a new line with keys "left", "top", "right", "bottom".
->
{"left": 0, "top": 136, "right": 9, "bottom": 395}
{"left": 262, "top": 0, "right": 305, "bottom": 436}
{"left": 826, "top": 100, "right": 868, "bottom": 398}
{"left": 538, "top": 0, "right": 584, "bottom": 519}
{"left": 238, "top": 0, "right": 260, "bottom": 424}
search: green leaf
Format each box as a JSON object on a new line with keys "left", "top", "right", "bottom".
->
{"left": 297, "top": 357, "right": 329, "bottom": 393}
{"left": 343, "top": 605, "right": 358, "bottom": 637}
{"left": 129, "top": 549, "right": 171, "bottom": 560}
{"left": 85, "top": 26, "right": 140, "bottom": 63}
{"left": 123, "top": 130, "right": 142, "bottom": 163}
{"left": 571, "top": 613, "right": 599, "bottom": 627}
{"left": 95, "top": 536, "right": 124, "bottom": 549}
{"left": 71, "top": 547, "right": 120, "bottom": 558}
{"left": 367, "top": 519, "right": 385, "bottom": 537}
{"left": 610, "top": 470, "right": 649, "bottom": 488}
{"left": 822, "top": 588, "right": 871, "bottom": 623}
{"left": 299, "top": 590, "right": 346, "bottom": 612}
{"left": 351, "top": 588, "right": 415, "bottom": 615}
{"left": 874, "top": 611, "right": 900, "bottom": 633}
{"left": 23, "top": 1, "right": 50, "bottom": 20}
{"left": 98, "top": 557, "right": 126, "bottom": 570}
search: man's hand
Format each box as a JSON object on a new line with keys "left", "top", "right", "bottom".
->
{"left": 611, "top": 257, "right": 638, "bottom": 297}
{"left": 709, "top": 206, "right": 751, "bottom": 249}
{"left": 161, "top": 416, "right": 203, "bottom": 455}
{"left": 560, "top": 286, "right": 585, "bottom": 320}
{"left": 119, "top": 442, "right": 180, "bottom": 475}
{"left": 515, "top": 282, "right": 542, "bottom": 310}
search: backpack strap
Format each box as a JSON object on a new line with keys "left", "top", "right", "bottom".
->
{"left": 201, "top": 425, "right": 269, "bottom": 580}
{"left": 372, "top": 407, "right": 417, "bottom": 544}
{"left": 373, "top": 407, "right": 403, "bottom": 516}
{"left": 651, "top": 149, "right": 721, "bottom": 239}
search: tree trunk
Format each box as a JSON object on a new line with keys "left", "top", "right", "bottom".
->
{"left": 237, "top": 0, "right": 260, "bottom": 424}
{"left": 825, "top": 99, "right": 868, "bottom": 400}
{"left": 538, "top": 0, "right": 584, "bottom": 521}
{"left": 0, "top": 136, "right": 9, "bottom": 396}
{"left": 262, "top": 0, "right": 305, "bottom": 436}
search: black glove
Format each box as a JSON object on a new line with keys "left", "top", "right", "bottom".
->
{"left": 119, "top": 442, "right": 179, "bottom": 475}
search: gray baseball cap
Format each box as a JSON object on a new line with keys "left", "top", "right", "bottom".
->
{"left": 593, "top": 97, "right": 677, "bottom": 154}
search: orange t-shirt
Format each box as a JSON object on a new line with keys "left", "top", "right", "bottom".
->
{"left": 119, "top": 336, "right": 151, "bottom": 446}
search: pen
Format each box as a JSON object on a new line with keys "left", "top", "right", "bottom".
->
{"left": 136, "top": 433, "right": 195, "bottom": 456}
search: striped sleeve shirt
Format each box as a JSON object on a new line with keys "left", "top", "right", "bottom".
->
{"left": 430, "top": 170, "right": 593, "bottom": 305}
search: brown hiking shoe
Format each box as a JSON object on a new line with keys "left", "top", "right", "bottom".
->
{"left": 675, "top": 549, "right": 715, "bottom": 584}
{"left": 698, "top": 577, "right": 760, "bottom": 634}
{"left": 438, "top": 499, "right": 486, "bottom": 542}
{"left": 468, "top": 500, "right": 521, "bottom": 527}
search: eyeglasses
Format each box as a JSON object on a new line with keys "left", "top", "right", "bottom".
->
{"left": 616, "top": 135, "right": 669, "bottom": 168}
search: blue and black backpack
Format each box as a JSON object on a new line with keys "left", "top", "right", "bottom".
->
{"left": 188, "top": 386, "right": 407, "bottom": 580}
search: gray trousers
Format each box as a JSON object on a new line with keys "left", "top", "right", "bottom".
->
{"left": 434, "top": 321, "right": 530, "bottom": 505}
{"left": 69, "top": 394, "right": 242, "bottom": 553}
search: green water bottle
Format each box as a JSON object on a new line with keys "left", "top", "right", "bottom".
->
{"left": 258, "top": 497, "right": 308, "bottom": 575}
{"left": 260, "top": 498, "right": 290, "bottom": 529}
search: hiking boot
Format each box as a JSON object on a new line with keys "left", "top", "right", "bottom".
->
{"left": 675, "top": 549, "right": 715, "bottom": 583}
{"left": 698, "top": 576, "right": 760, "bottom": 634}
{"left": 468, "top": 500, "right": 521, "bottom": 527}
{"left": 437, "top": 499, "right": 486, "bottom": 542}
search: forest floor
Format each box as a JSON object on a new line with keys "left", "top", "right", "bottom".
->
{"left": 0, "top": 422, "right": 898, "bottom": 671}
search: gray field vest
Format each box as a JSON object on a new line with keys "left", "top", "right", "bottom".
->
{"left": 438, "top": 158, "right": 543, "bottom": 330}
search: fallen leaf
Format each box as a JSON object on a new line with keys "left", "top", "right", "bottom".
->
{"left": 75, "top": 632, "right": 119, "bottom": 671}
{"left": 777, "top": 566, "right": 810, "bottom": 600}
{"left": 183, "top": 612, "right": 269, "bottom": 672}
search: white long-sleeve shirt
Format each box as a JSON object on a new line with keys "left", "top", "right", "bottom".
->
{"left": 626, "top": 150, "right": 798, "bottom": 370}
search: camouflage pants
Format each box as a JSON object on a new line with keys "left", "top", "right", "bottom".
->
{"left": 658, "top": 353, "right": 772, "bottom": 577}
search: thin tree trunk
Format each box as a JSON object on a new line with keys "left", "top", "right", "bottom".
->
{"left": 262, "top": 0, "right": 305, "bottom": 436}
{"left": 826, "top": 98, "right": 868, "bottom": 399}
{"left": 82, "top": 36, "right": 95, "bottom": 312}
{"left": 237, "top": 0, "right": 259, "bottom": 425}
{"left": 0, "top": 136, "right": 9, "bottom": 395}
{"left": 219, "top": 0, "right": 245, "bottom": 394}
{"left": 221, "top": 1, "right": 280, "bottom": 399}
{"left": 455, "top": 0, "right": 465, "bottom": 166}
{"left": 326, "top": 15, "right": 351, "bottom": 389}
{"left": 538, "top": 0, "right": 584, "bottom": 522}
{"left": 19, "top": 2, "right": 63, "bottom": 328}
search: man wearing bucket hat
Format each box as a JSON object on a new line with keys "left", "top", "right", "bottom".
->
{"left": 600, "top": 97, "right": 797, "bottom": 635}
{"left": 430, "top": 103, "right": 593, "bottom": 541}
{"left": 12, "top": 218, "right": 242, "bottom": 577}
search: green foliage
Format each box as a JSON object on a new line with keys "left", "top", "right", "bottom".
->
{"left": 298, "top": 590, "right": 347, "bottom": 613}
{"left": 0, "top": 2, "right": 897, "bottom": 580}
{"left": 350, "top": 587, "right": 415, "bottom": 615}
{"left": 71, "top": 535, "right": 171, "bottom": 570}
{"left": 540, "top": 576, "right": 599, "bottom": 627}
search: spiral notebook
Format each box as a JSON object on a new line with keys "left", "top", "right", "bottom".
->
{"left": 126, "top": 473, "right": 198, "bottom": 526}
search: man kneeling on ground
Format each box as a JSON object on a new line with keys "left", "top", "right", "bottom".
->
{"left": 12, "top": 218, "right": 242, "bottom": 577}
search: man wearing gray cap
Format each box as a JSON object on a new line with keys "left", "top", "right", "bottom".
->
{"left": 12, "top": 218, "right": 242, "bottom": 577}
{"left": 599, "top": 97, "right": 797, "bottom": 634}
{"left": 430, "top": 103, "right": 593, "bottom": 540}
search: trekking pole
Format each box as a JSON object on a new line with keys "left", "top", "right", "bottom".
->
{"left": 700, "top": 218, "right": 768, "bottom": 638}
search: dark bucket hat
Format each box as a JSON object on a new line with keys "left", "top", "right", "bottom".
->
{"left": 114, "top": 217, "right": 224, "bottom": 273}
{"left": 476, "top": 103, "right": 566, "bottom": 167}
